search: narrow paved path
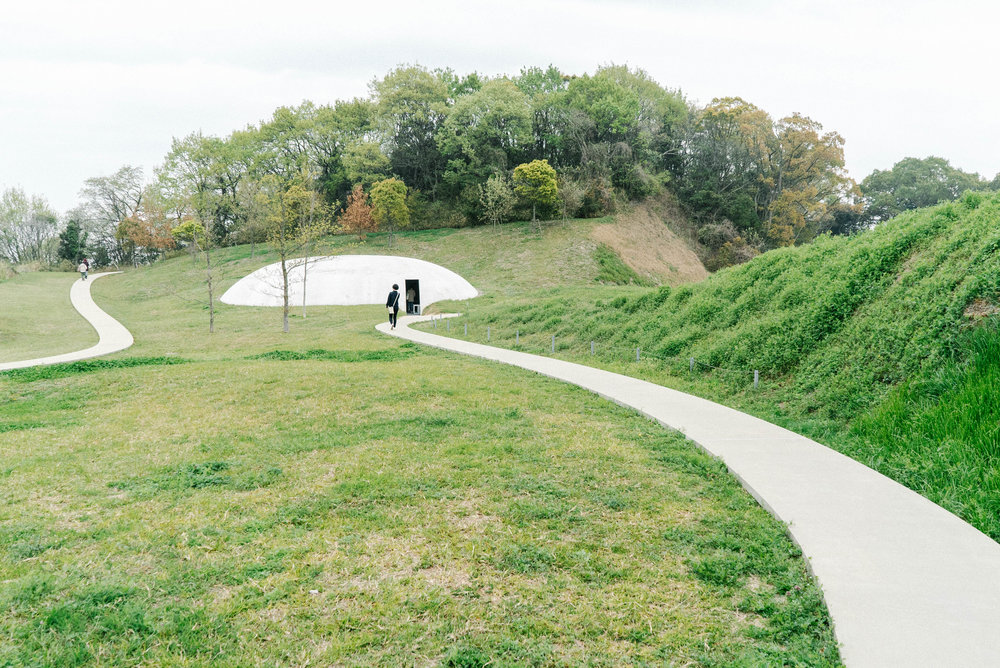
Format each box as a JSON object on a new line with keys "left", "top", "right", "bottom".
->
{"left": 0, "top": 272, "right": 133, "bottom": 371}
{"left": 380, "top": 314, "right": 1000, "bottom": 667}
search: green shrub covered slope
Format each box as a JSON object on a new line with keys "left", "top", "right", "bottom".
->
{"left": 432, "top": 192, "right": 1000, "bottom": 539}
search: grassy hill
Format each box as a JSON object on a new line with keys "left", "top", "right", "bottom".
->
{"left": 425, "top": 191, "right": 1000, "bottom": 542}
{"left": 0, "top": 220, "right": 838, "bottom": 664}
{"left": 0, "top": 273, "right": 95, "bottom": 363}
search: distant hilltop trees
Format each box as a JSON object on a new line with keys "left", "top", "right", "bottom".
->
{"left": 2, "top": 64, "right": 997, "bottom": 272}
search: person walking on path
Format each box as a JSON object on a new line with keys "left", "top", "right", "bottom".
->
{"left": 386, "top": 283, "right": 401, "bottom": 329}
{"left": 78, "top": 261, "right": 88, "bottom": 280}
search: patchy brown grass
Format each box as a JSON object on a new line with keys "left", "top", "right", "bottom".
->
{"left": 964, "top": 297, "right": 1000, "bottom": 319}
{"left": 592, "top": 203, "right": 708, "bottom": 286}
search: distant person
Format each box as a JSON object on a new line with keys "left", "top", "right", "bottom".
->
{"left": 386, "top": 283, "right": 401, "bottom": 329}
{"left": 406, "top": 286, "right": 416, "bottom": 314}
{"left": 78, "top": 261, "right": 88, "bottom": 281}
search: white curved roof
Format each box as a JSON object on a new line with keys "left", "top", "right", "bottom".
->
{"left": 220, "top": 255, "right": 478, "bottom": 307}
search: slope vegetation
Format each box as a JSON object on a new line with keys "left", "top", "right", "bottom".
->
{"left": 428, "top": 192, "right": 1000, "bottom": 540}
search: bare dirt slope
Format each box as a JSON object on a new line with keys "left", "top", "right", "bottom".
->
{"left": 591, "top": 202, "right": 708, "bottom": 285}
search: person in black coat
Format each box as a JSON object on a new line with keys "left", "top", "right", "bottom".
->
{"left": 386, "top": 283, "right": 401, "bottom": 329}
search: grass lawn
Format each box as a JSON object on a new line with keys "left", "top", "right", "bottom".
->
{"left": 0, "top": 272, "right": 95, "bottom": 363}
{"left": 0, "top": 245, "right": 839, "bottom": 666}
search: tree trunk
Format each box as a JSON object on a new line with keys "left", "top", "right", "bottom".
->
{"left": 205, "top": 246, "right": 215, "bottom": 334}
{"left": 301, "top": 253, "right": 310, "bottom": 319}
{"left": 281, "top": 257, "right": 290, "bottom": 333}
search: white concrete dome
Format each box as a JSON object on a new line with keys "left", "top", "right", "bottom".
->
{"left": 220, "top": 255, "right": 478, "bottom": 307}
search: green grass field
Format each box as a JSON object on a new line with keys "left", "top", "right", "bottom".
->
{"left": 0, "top": 273, "right": 95, "bottom": 363}
{"left": 0, "top": 232, "right": 840, "bottom": 666}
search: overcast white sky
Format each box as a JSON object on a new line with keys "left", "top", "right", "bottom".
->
{"left": 2, "top": 0, "right": 998, "bottom": 214}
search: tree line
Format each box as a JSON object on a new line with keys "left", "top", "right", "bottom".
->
{"left": 2, "top": 64, "right": 998, "bottom": 272}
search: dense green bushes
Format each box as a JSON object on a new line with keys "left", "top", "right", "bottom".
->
{"left": 490, "top": 193, "right": 1000, "bottom": 417}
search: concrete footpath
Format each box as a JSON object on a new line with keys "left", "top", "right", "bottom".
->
{"left": 0, "top": 272, "right": 133, "bottom": 371}
{"left": 380, "top": 314, "right": 1000, "bottom": 667}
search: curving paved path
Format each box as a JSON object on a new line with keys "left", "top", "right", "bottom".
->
{"left": 379, "top": 314, "right": 1000, "bottom": 667}
{"left": 0, "top": 272, "right": 133, "bottom": 371}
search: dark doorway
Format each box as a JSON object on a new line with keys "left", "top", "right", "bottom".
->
{"left": 405, "top": 279, "right": 421, "bottom": 314}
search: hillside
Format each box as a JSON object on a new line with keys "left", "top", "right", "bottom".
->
{"left": 0, "top": 273, "right": 95, "bottom": 362}
{"left": 592, "top": 198, "right": 709, "bottom": 286}
{"left": 424, "top": 191, "right": 1000, "bottom": 540}
{"left": 0, "top": 220, "right": 837, "bottom": 665}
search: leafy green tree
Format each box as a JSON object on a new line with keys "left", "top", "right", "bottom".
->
{"left": 435, "top": 67, "right": 484, "bottom": 102}
{"left": 678, "top": 97, "right": 772, "bottom": 228}
{"left": 258, "top": 172, "right": 332, "bottom": 332}
{"left": 170, "top": 220, "right": 207, "bottom": 249}
{"left": 157, "top": 134, "right": 244, "bottom": 332}
{"left": 0, "top": 187, "right": 58, "bottom": 264}
{"left": 562, "top": 66, "right": 686, "bottom": 198}
{"left": 515, "top": 65, "right": 571, "bottom": 167}
{"left": 860, "top": 156, "right": 987, "bottom": 224}
{"left": 255, "top": 104, "right": 317, "bottom": 179}
{"left": 78, "top": 165, "right": 145, "bottom": 266}
{"left": 313, "top": 98, "right": 380, "bottom": 204}
{"left": 372, "top": 66, "right": 449, "bottom": 195}
{"left": 513, "top": 159, "right": 559, "bottom": 225}
{"left": 764, "top": 114, "right": 854, "bottom": 246}
{"left": 342, "top": 140, "right": 391, "bottom": 190}
{"left": 438, "top": 80, "right": 532, "bottom": 207}
{"left": 157, "top": 132, "right": 250, "bottom": 246}
{"left": 370, "top": 178, "right": 410, "bottom": 248}
{"left": 678, "top": 97, "right": 856, "bottom": 252}
{"left": 478, "top": 174, "right": 515, "bottom": 229}
{"left": 58, "top": 219, "right": 88, "bottom": 264}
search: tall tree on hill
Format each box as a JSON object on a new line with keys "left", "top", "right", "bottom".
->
{"left": 255, "top": 105, "right": 315, "bottom": 180}
{"left": 478, "top": 173, "right": 516, "bottom": 229}
{"left": 312, "top": 98, "right": 381, "bottom": 204}
{"left": 58, "top": 219, "right": 88, "bottom": 264}
{"left": 679, "top": 98, "right": 856, "bottom": 252}
{"left": 0, "top": 187, "right": 58, "bottom": 265}
{"left": 157, "top": 135, "right": 236, "bottom": 332}
{"left": 562, "top": 65, "right": 687, "bottom": 199}
{"left": 260, "top": 172, "right": 332, "bottom": 331}
{"left": 370, "top": 178, "right": 409, "bottom": 249}
{"left": 158, "top": 132, "right": 250, "bottom": 246}
{"left": 514, "top": 65, "right": 570, "bottom": 166}
{"left": 678, "top": 97, "right": 772, "bottom": 230}
{"left": 764, "top": 114, "right": 854, "bottom": 246}
{"left": 860, "top": 156, "right": 987, "bottom": 224}
{"left": 513, "top": 159, "right": 559, "bottom": 230}
{"left": 340, "top": 184, "right": 377, "bottom": 241}
{"left": 78, "top": 165, "right": 144, "bottom": 266}
{"left": 115, "top": 186, "right": 177, "bottom": 267}
{"left": 371, "top": 66, "right": 450, "bottom": 196}
{"left": 438, "top": 79, "right": 533, "bottom": 213}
